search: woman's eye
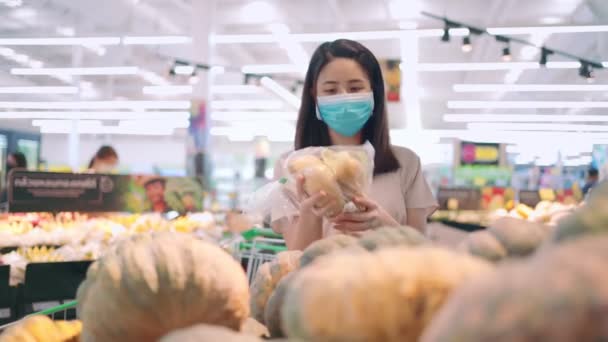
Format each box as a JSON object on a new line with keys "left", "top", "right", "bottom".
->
{"left": 349, "top": 87, "right": 363, "bottom": 92}
{"left": 323, "top": 89, "right": 337, "bottom": 95}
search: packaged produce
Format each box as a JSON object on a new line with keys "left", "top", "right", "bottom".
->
{"left": 245, "top": 143, "right": 374, "bottom": 223}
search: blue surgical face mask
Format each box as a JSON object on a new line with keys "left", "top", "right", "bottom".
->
{"left": 316, "top": 92, "right": 374, "bottom": 137}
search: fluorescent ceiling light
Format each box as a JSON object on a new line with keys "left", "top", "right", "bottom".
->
{"left": 260, "top": 76, "right": 301, "bottom": 108}
{"left": 122, "top": 35, "right": 192, "bottom": 45}
{"left": 32, "top": 119, "right": 102, "bottom": 127}
{"left": 241, "top": 64, "right": 302, "bottom": 74}
{"left": 11, "top": 66, "right": 139, "bottom": 76}
{"left": 210, "top": 111, "right": 297, "bottom": 121}
{"left": 268, "top": 23, "right": 308, "bottom": 76}
{"left": 119, "top": 119, "right": 190, "bottom": 129}
{"left": 212, "top": 25, "right": 608, "bottom": 44}
{"left": 139, "top": 69, "right": 170, "bottom": 86}
{"left": 0, "top": 100, "right": 190, "bottom": 110}
{"left": 0, "top": 111, "right": 190, "bottom": 120}
{"left": 0, "top": 37, "right": 121, "bottom": 46}
{"left": 211, "top": 100, "right": 284, "bottom": 110}
{"left": 453, "top": 84, "right": 608, "bottom": 92}
{"left": 418, "top": 62, "right": 539, "bottom": 72}
{"left": 487, "top": 25, "right": 608, "bottom": 35}
{"left": 448, "top": 101, "right": 608, "bottom": 109}
{"left": 210, "top": 85, "right": 262, "bottom": 94}
{"left": 467, "top": 122, "right": 608, "bottom": 132}
{"left": 174, "top": 65, "right": 195, "bottom": 75}
{"left": 0, "top": 86, "right": 78, "bottom": 94}
{"left": 142, "top": 85, "right": 193, "bottom": 96}
{"left": 444, "top": 114, "right": 608, "bottom": 123}
{"left": 40, "top": 126, "right": 174, "bottom": 135}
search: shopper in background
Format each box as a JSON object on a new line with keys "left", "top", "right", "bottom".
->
{"left": 88, "top": 145, "right": 119, "bottom": 173}
{"left": 583, "top": 167, "right": 599, "bottom": 196}
{"left": 1, "top": 152, "right": 28, "bottom": 203}
{"left": 273, "top": 39, "right": 437, "bottom": 250}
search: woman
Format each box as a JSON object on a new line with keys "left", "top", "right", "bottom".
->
{"left": 273, "top": 39, "right": 437, "bottom": 250}
{"left": 1, "top": 152, "right": 28, "bottom": 204}
{"left": 88, "top": 145, "right": 118, "bottom": 173}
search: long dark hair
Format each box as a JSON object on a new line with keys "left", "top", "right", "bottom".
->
{"left": 88, "top": 145, "right": 118, "bottom": 168}
{"left": 295, "top": 39, "right": 399, "bottom": 175}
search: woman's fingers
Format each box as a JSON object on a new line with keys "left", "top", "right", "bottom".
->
{"left": 295, "top": 174, "right": 307, "bottom": 200}
{"left": 334, "top": 219, "right": 377, "bottom": 232}
{"left": 352, "top": 195, "right": 377, "bottom": 211}
{"left": 332, "top": 210, "right": 375, "bottom": 223}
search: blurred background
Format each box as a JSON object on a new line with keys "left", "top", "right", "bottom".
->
{"left": 0, "top": 0, "right": 607, "bottom": 208}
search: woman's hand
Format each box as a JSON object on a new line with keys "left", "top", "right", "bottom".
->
{"left": 296, "top": 175, "right": 340, "bottom": 218}
{"left": 331, "top": 195, "right": 399, "bottom": 233}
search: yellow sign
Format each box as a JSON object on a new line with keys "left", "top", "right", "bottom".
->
{"left": 475, "top": 146, "right": 499, "bottom": 162}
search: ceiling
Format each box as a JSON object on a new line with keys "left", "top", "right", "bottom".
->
{"left": 0, "top": 0, "right": 607, "bottom": 153}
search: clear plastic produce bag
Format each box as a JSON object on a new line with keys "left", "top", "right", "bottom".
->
{"left": 246, "top": 142, "right": 375, "bottom": 224}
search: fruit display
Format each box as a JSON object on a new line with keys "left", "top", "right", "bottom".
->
{"left": 0, "top": 315, "right": 81, "bottom": 342}
{"left": 249, "top": 250, "right": 302, "bottom": 324}
{"left": 76, "top": 232, "right": 250, "bottom": 342}
{"left": 422, "top": 235, "right": 608, "bottom": 342}
{"left": 491, "top": 201, "right": 577, "bottom": 226}
{"left": 159, "top": 324, "right": 262, "bottom": 342}
{"left": 282, "top": 246, "right": 493, "bottom": 342}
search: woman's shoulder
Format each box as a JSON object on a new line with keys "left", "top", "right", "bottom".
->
{"left": 390, "top": 145, "right": 421, "bottom": 166}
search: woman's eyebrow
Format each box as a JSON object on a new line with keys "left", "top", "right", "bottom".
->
{"left": 322, "top": 80, "right": 338, "bottom": 85}
{"left": 348, "top": 79, "right": 365, "bottom": 84}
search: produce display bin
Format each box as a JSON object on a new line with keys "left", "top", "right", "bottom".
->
{"left": 0, "top": 300, "right": 77, "bottom": 332}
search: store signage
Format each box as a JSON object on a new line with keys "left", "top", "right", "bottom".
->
{"left": 437, "top": 187, "right": 482, "bottom": 210}
{"left": 461, "top": 142, "right": 500, "bottom": 166}
{"left": 7, "top": 171, "right": 204, "bottom": 214}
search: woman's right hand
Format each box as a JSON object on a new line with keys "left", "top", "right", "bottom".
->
{"left": 296, "top": 175, "right": 339, "bottom": 218}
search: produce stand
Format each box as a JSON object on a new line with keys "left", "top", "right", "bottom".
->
{"left": 234, "top": 227, "right": 287, "bottom": 283}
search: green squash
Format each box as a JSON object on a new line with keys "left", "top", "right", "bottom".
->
{"left": 358, "top": 226, "right": 428, "bottom": 251}
{"left": 550, "top": 181, "right": 608, "bottom": 244}
{"left": 299, "top": 234, "right": 359, "bottom": 268}
{"left": 421, "top": 235, "right": 608, "bottom": 342}
{"left": 264, "top": 272, "right": 296, "bottom": 338}
{"left": 459, "top": 230, "right": 507, "bottom": 262}
{"left": 159, "top": 324, "right": 262, "bottom": 342}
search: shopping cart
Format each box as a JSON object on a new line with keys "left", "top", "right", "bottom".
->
{"left": 0, "top": 300, "right": 78, "bottom": 332}
{"left": 236, "top": 227, "right": 287, "bottom": 283}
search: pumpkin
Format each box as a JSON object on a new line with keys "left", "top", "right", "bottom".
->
{"left": 549, "top": 181, "right": 608, "bottom": 244}
{"left": 240, "top": 318, "right": 269, "bottom": 338}
{"left": 76, "top": 233, "right": 250, "bottom": 342}
{"left": 358, "top": 226, "right": 428, "bottom": 251}
{"left": 283, "top": 246, "right": 493, "bottom": 342}
{"left": 0, "top": 315, "right": 81, "bottom": 342}
{"left": 487, "top": 217, "right": 548, "bottom": 257}
{"left": 250, "top": 250, "right": 302, "bottom": 324}
{"left": 299, "top": 234, "right": 359, "bottom": 268}
{"left": 421, "top": 235, "right": 608, "bottom": 342}
{"left": 459, "top": 230, "right": 507, "bottom": 262}
{"left": 264, "top": 272, "right": 296, "bottom": 338}
{"left": 159, "top": 324, "right": 262, "bottom": 342}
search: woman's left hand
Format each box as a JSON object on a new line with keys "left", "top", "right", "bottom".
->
{"left": 331, "top": 195, "right": 399, "bottom": 233}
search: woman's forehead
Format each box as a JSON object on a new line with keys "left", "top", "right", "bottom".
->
{"left": 318, "top": 58, "right": 369, "bottom": 83}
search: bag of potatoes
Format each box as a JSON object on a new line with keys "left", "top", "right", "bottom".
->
{"left": 244, "top": 142, "right": 374, "bottom": 225}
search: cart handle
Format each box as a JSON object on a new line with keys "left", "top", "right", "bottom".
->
{"left": 241, "top": 227, "right": 283, "bottom": 241}
{"left": 31, "top": 300, "right": 78, "bottom": 316}
{"left": 239, "top": 242, "right": 287, "bottom": 253}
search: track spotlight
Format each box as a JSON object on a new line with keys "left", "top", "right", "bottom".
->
{"left": 502, "top": 46, "right": 512, "bottom": 62}
{"left": 441, "top": 23, "right": 450, "bottom": 42}
{"left": 539, "top": 47, "right": 553, "bottom": 67}
{"left": 579, "top": 62, "right": 594, "bottom": 81}
{"left": 461, "top": 36, "right": 472, "bottom": 52}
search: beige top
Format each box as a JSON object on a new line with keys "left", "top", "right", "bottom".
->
{"left": 273, "top": 146, "right": 438, "bottom": 237}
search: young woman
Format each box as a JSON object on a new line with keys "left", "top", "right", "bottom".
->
{"left": 273, "top": 39, "right": 437, "bottom": 250}
{"left": 88, "top": 145, "right": 119, "bottom": 173}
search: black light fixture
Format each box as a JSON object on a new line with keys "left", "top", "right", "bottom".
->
{"left": 441, "top": 22, "right": 450, "bottom": 42}
{"left": 539, "top": 47, "right": 553, "bottom": 67}
{"left": 502, "top": 46, "right": 512, "bottom": 62}
{"left": 461, "top": 35, "right": 472, "bottom": 52}
{"left": 494, "top": 36, "right": 511, "bottom": 62}
{"left": 579, "top": 62, "right": 594, "bottom": 81}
